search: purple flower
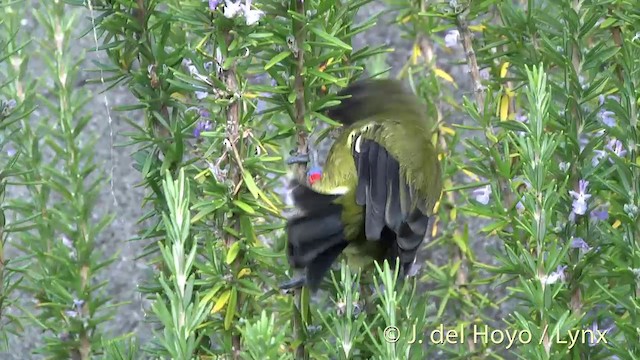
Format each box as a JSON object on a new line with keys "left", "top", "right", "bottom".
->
{"left": 256, "top": 98, "right": 268, "bottom": 113}
{"left": 605, "top": 138, "right": 626, "bottom": 159}
{"left": 590, "top": 204, "right": 609, "bottom": 222}
{"left": 516, "top": 196, "right": 525, "bottom": 214}
{"left": 479, "top": 68, "right": 490, "bottom": 80}
{"left": 444, "top": 30, "right": 460, "bottom": 48}
{"left": 6, "top": 145, "right": 16, "bottom": 157}
{"left": 570, "top": 237, "right": 591, "bottom": 251}
{"left": 209, "top": 0, "right": 221, "bottom": 10}
{"left": 591, "top": 150, "right": 606, "bottom": 166}
{"left": 222, "top": 0, "right": 263, "bottom": 25}
{"left": 1, "top": 99, "right": 16, "bottom": 116}
{"left": 599, "top": 94, "right": 620, "bottom": 105}
{"left": 516, "top": 177, "right": 532, "bottom": 190}
{"left": 406, "top": 260, "right": 421, "bottom": 277}
{"left": 243, "top": 0, "right": 264, "bottom": 26}
{"left": 199, "top": 108, "right": 211, "bottom": 118}
{"left": 515, "top": 112, "right": 528, "bottom": 123}
{"left": 193, "top": 120, "right": 212, "bottom": 138}
{"left": 542, "top": 265, "right": 568, "bottom": 285}
{"left": 472, "top": 185, "right": 491, "bottom": 205}
{"left": 579, "top": 135, "right": 589, "bottom": 152}
{"left": 587, "top": 322, "right": 614, "bottom": 347}
{"left": 61, "top": 235, "right": 74, "bottom": 250}
{"left": 578, "top": 75, "right": 588, "bottom": 90}
{"left": 223, "top": 0, "right": 242, "bottom": 18}
{"left": 64, "top": 299, "right": 85, "bottom": 318}
{"left": 73, "top": 299, "right": 85, "bottom": 308}
{"left": 569, "top": 180, "right": 591, "bottom": 216}
{"left": 599, "top": 110, "right": 616, "bottom": 127}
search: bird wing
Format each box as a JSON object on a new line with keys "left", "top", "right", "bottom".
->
{"left": 352, "top": 134, "right": 431, "bottom": 273}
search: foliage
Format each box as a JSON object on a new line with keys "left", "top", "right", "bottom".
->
{"left": 1, "top": 0, "right": 117, "bottom": 357}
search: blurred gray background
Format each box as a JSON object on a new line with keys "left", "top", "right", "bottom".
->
{"left": 3, "top": 1, "right": 494, "bottom": 358}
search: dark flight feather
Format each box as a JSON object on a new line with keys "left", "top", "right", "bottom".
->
{"left": 352, "top": 136, "right": 430, "bottom": 275}
{"left": 285, "top": 178, "right": 349, "bottom": 292}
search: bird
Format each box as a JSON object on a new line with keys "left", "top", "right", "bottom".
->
{"left": 282, "top": 78, "right": 443, "bottom": 292}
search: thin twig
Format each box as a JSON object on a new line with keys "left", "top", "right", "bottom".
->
{"left": 223, "top": 42, "right": 243, "bottom": 359}
{"left": 453, "top": 7, "right": 486, "bottom": 354}
{"left": 456, "top": 8, "right": 486, "bottom": 107}
{"left": 567, "top": 0, "right": 584, "bottom": 318}
{"left": 291, "top": 1, "right": 309, "bottom": 358}
{"left": 609, "top": 15, "right": 625, "bottom": 83}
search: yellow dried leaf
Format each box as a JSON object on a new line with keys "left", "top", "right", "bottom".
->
{"left": 500, "top": 62, "right": 510, "bottom": 78}
{"left": 440, "top": 125, "right": 456, "bottom": 136}
{"left": 170, "top": 92, "right": 187, "bottom": 102}
{"left": 202, "top": 283, "right": 224, "bottom": 304}
{"left": 194, "top": 169, "right": 209, "bottom": 184}
{"left": 238, "top": 268, "right": 251, "bottom": 278}
{"left": 462, "top": 169, "right": 480, "bottom": 181}
{"left": 499, "top": 94, "right": 510, "bottom": 121}
{"left": 469, "top": 25, "right": 487, "bottom": 32}
{"left": 212, "top": 290, "right": 231, "bottom": 313}
{"left": 433, "top": 200, "right": 441, "bottom": 213}
{"left": 412, "top": 42, "right": 422, "bottom": 65}
{"left": 431, "top": 220, "right": 438, "bottom": 237}
{"left": 434, "top": 67, "right": 455, "bottom": 83}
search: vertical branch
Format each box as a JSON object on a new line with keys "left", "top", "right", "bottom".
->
{"left": 293, "top": 0, "right": 308, "bottom": 180}
{"left": 457, "top": 6, "right": 515, "bottom": 207}
{"left": 609, "top": 7, "right": 625, "bottom": 84}
{"left": 417, "top": 1, "right": 442, "bottom": 125}
{"left": 456, "top": 8, "right": 486, "bottom": 107}
{"left": 291, "top": 1, "right": 309, "bottom": 359}
{"left": 53, "top": 9, "right": 92, "bottom": 359}
{"left": 223, "top": 45, "right": 243, "bottom": 359}
{"left": 0, "top": 215, "right": 5, "bottom": 330}
{"left": 454, "top": 7, "right": 495, "bottom": 354}
{"left": 567, "top": 0, "right": 582, "bottom": 131}
{"left": 454, "top": 7, "right": 480, "bottom": 354}
{"left": 567, "top": 0, "right": 583, "bottom": 318}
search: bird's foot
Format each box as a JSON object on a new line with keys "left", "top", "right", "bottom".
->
{"left": 279, "top": 277, "right": 306, "bottom": 293}
{"left": 286, "top": 150, "right": 310, "bottom": 165}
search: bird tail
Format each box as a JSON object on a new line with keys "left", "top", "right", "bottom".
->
{"left": 285, "top": 178, "right": 349, "bottom": 292}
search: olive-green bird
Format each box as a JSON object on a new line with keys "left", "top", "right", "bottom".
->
{"left": 283, "top": 78, "right": 442, "bottom": 292}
